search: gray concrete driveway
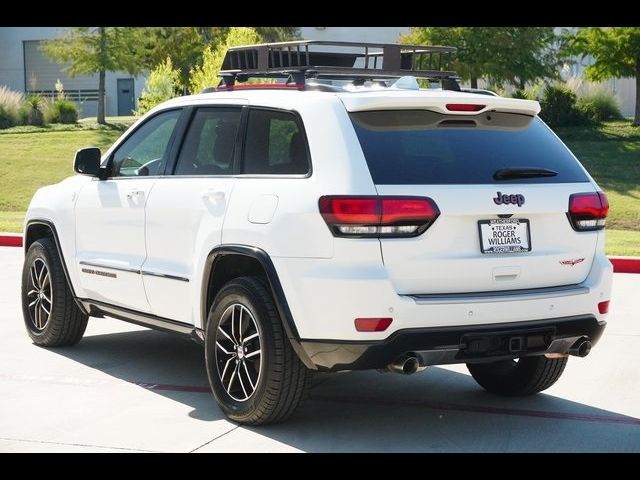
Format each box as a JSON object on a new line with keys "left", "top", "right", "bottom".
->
{"left": 1, "top": 246, "right": 638, "bottom": 452}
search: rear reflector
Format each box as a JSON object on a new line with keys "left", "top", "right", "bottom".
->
{"left": 354, "top": 318, "right": 393, "bottom": 332}
{"left": 598, "top": 301, "right": 610, "bottom": 314}
{"left": 319, "top": 196, "right": 440, "bottom": 238}
{"left": 446, "top": 104, "right": 485, "bottom": 112}
{"left": 568, "top": 192, "right": 609, "bottom": 231}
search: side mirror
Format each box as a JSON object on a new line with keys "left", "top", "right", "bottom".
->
{"left": 74, "top": 147, "right": 103, "bottom": 178}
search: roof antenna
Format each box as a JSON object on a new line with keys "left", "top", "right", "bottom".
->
{"left": 390, "top": 76, "right": 420, "bottom": 91}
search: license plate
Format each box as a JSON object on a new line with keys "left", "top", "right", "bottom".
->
{"left": 478, "top": 219, "right": 531, "bottom": 254}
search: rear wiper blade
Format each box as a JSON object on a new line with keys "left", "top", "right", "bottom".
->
{"left": 494, "top": 167, "right": 558, "bottom": 180}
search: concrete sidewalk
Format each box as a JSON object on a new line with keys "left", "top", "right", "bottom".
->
{"left": 0, "top": 247, "right": 638, "bottom": 452}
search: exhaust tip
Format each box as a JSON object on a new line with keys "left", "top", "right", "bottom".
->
{"left": 387, "top": 354, "right": 421, "bottom": 375}
{"left": 569, "top": 338, "right": 592, "bottom": 358}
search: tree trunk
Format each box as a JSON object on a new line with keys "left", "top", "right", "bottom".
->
{"left": 635, "top": 61, "right": 640, "bottom": 126}
{"left": 471, "top": 77, "right": 478, "bottom": 89}
{"left": 97, "top": 27, "right": 107, "bottom": 125}
{"left": 97, "top": 69, "right": 106, "bottom": 125}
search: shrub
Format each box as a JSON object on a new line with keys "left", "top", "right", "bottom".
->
{"left": 539, "top": 85, "right": 591, "bottom": 127}
{"left": 577, "top": 90, "right": 622, "bottom": 123}
{"left": 49, "top": 98, "right": 78, "bottom": 124}
{"left": 25, "top": 94, "right": 45, "bottom": 126}
{"left": 136, "top": 57, "right": 182, "bottom": 116}
{"left": 0, "top": 105, "right": 17, "bottom": 129}
{"left": 0, "top": 85, "right": 23, "bottom": 129}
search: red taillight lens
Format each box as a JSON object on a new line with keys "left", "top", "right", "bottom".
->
{"left": 598, "top": 300, "right": 610, "bottom": 314}
{"left": 318, "top": 196, "right": 379, "bottom": 224}
{"left": 445, "top": 104, "right": 485, "bottom": 112}
{"left": 568, "top": 192, "right": 609, "bottom": 231}
{"left": 319, "top": 196, "right": 440, "bottom": 238}
{"left": 354, "top": 318, "right": 393, "bottom": 332}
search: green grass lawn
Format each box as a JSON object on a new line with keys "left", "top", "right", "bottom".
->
{"left": 0, "top": 119, "right": 638, "bottom": 256}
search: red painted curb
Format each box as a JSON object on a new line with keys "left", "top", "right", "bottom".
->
{"left": 1, "top": 234, "right": 639, "bottom": 273}
{"left": 0, "top": 234, "right": 23, "bottom": 248}
{"left": 610, "top": 257, "right": 640, "bottom": 274}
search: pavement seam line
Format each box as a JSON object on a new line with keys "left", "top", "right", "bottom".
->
{"left": 0, "top": 436, "right": 162, "bottom": 453}
{"left": 189, "top": 425, "right": 241, "bottom": 453}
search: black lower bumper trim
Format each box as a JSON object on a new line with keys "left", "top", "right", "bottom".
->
{"left": 300, "top": 315, "right": 605, "bottom": 372}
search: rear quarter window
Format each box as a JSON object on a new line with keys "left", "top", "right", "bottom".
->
{"left": 349, "top": 110, "right": 590, "bottom": 185}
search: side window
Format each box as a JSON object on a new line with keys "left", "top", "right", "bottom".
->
{"left": 110, "top": 109, "right": 181, "bottom": 177}
{"left": 174, "top": 108, "right": 242, "bottom": 176}
{"left": 242, "top": 109, "right": 310, "bottom": 175}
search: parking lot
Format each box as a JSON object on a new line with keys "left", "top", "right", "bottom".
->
{"left": 0, "top": 246, "right": 638, "bottom": 452}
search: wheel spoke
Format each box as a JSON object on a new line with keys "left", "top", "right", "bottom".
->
{"left": 245, "top": 349, "right": 261, "bottom": 359}
{"left": 238, "top": 306, "right": 243, "bottom": 343}
{"left": 30, "top": 265, "right": 39, "bottom": 289}
{"left": 220, "top": 357, "right": 233, "bottom": 382}
{"left": 216, "top": 341, "right": 233, "bottom": 356}
{"left": 37, "top": 262, "right": 46, "bottom": 288}
{"left": 41, "top": 302, "right": 50, "bottom": 316}
{"left": 226, "top": 364, "right": 238, "bottom": 394}
{"left": 28, "top": 298, "right": 38, "bottom": 308}
{"left": 41, "top": 292, "right": 52, "bottom": 305}
{"left": 242, "top": 361, "right": 256, "bottom": 390}
{"left": 27, "top": 289, "right": 38, "bottom": 297}
{"left": 42, "top": 272, "right": 50, "bottom": 289}
{"left": 243, "top": 332, "right": 259, "bottom": 344}
{"left": 231, "top": 306, "right": 237, "bottom": 343}
{"left": 35, "top": 301, "right": 41, "bottom": 328}
{"left": 217, "top": 325, "right": 234, "bottom": 343}
{"left": 237, "top": 366, "right": 249, "bottom": 399}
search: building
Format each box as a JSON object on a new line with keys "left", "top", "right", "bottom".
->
{"left": 0, "top": 27, "right": 145, "bottom": 117}
{"left": 0, "top": 27, "right": 635, "bottom": 118}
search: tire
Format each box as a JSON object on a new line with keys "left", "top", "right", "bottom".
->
{"left": 467, "top": 356, "right": 568, "bottom": 396}
{"left": 205, "top": 276, "right": 309, "bottom": 425}
{"left": 21, "top": 238, "right": 88, "bottom": 347}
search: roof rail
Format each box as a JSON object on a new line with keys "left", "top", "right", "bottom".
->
{"left": 214, "top": 40, "right": 459, "bottom": 90}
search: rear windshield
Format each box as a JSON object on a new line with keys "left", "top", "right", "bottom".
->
{"left": 349, "top": 110, "right": 590, "bottom": 185}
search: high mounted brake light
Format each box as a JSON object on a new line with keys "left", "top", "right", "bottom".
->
{"left": 446, "top": 104, "right": 485, "bottom": 112}
{"left": 319, "top": 196, "right": 440, "bottom": 238}
{"left": 568, "top": 192, "right": 609, "bottom": 231}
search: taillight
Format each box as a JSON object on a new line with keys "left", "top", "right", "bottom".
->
{"left": 568, "top": 192, "right": 609, "bottom": 231}
{"left": 445, "top": 104, "right": 485, "bottom": 112}
{"left": 319, "top": 196, "right": 439, "bottom": 238}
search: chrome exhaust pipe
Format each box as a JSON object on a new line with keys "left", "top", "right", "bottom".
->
{"left": 568, "top": 338, "right": 592, "bottom": 358}
{"left": 387, "top": 355, "right": 422, "bottom": 375}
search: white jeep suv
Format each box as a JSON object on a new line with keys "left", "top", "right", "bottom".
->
{"left": 21, "top": 41, "right": 612, "bottom": 425}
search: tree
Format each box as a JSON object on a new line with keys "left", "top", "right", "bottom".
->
{"left": 569, "top": 27, "right": 640, "bottom": 125}
{"left": 42, "top": 28, "right": 143, "bottom": 124}
{"left": 135, "top": 57, "right": 182, "bottom": 116}
{"left": 189, "top": 28, "right": 262, "bottom": 94}
{"left": 138, "top": 27, "right": 299, "bottom": 89}
{"left": 400, "top": 27, "right": 561, "bottom": 90}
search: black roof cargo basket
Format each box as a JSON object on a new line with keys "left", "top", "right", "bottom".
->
{"left": 216, "top": 40, "right": 458, "bottom": 89}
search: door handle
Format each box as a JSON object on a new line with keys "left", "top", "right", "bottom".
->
{"left": 126, "top": 189, "right": 144, "bottom": 200}
{"left": 202, "top": 190, "right": 225, "bottom": 204}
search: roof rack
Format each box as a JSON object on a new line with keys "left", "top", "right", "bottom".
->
{"left": 213, "top": 40, "right": 459, "bottom": 91}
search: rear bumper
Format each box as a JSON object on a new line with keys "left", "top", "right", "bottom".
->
{"left": 300, "top": 315, "right": 605, "bottom": 371}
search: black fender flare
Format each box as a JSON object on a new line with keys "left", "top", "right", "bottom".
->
{"left": 201, "top": 245, "right": 316, "bottom": 369}
{"left": 24, "top": 219, "right": 89, "bottom": 315}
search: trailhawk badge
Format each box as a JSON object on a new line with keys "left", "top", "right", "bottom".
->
{"left": 559, "top": 258, "right": 585, "bottom": 267}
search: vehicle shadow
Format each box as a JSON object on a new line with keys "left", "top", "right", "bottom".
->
{"left": 50, "top": 327, "right": 640, "bottom": 452}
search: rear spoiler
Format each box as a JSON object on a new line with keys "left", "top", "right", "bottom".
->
{"left": 340, "top": 92, "right": 541, "bottom": 117}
